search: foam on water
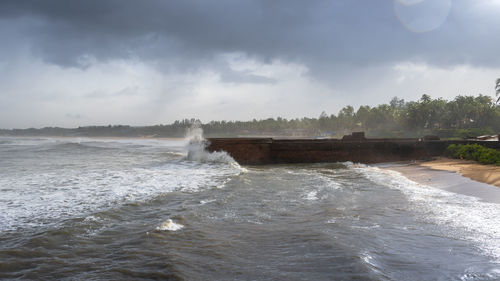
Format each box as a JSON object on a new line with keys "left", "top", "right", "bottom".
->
{"left": 360, "top": 250, "right": 388, "bottom": 279}
{"left": 0, "top": 136, "right": 186, "bottom": 151}
{"left": 0, "top": 134, "right": 244, "bottom": 232}
{"left": 184, "top": 122, "right": 239, "bottom": 164}
{"left": 200, "top": 199, "right": 216, "bottom": 205}
{"left": 183, "top": 123, "right": 247, "bottom": 175}
{"left": 348, "top": 163, "right": 500, "bottom": 261}
{"left": 273, "top": 166, "right": 344, "bottom": 204}
{"left": 0, "top": 162, "right": 239, "bottom": 231}
{"left": 283, "top": 167, "right": 343, "bottom": 191}
{"left": 155, "top": 219, "right": 184, "bottom": 231}
{"left": 304, "top": 190, "right": 319, "bottom": 201}
{"left": 0, "top": 137, "right": 60, "bottom": 146}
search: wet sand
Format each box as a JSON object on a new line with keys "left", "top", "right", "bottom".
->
{"left": 382, "top": 159, "right": 500, "bottom": 204}
{"left": 419, "top": 157, "right": 500, "bottom": 188}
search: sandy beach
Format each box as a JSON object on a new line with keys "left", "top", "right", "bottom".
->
{"left": 383, "top": 158, "right": 500, "bottom": 204}
{"left": 419, "top": 157, "right": 500, "bottom": 188}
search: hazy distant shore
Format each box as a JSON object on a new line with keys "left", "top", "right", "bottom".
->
{"left": 384, "top": 158, "right": 500, "bottom": 204}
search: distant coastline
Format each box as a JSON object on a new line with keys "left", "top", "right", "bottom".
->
{"left": 2, "top": 94, "right": 500, "bottom": 140}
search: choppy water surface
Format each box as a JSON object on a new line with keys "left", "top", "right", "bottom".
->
{"left": 1, "top": 136, "right": 499, "bottom": 280}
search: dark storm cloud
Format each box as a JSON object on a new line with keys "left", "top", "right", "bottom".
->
{"left": 0, "top": 0, "right": 499, "bottom": 75}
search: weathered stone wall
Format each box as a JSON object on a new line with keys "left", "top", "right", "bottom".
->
{"left": 206, "top": 137, "right": 500, "bottom": 165}
{"left": 206, "top": 138, "right": 273, "bottom": 165}
{"left": 271, "top": 140, "right": 429, "bottom": 164}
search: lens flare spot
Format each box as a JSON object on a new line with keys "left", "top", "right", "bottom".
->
{"left": 394, "top": 0, "right": 452, "bottom": 33}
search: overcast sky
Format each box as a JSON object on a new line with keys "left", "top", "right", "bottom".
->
{"left": 1, "top": 0, "right": 499, "bottom": 128}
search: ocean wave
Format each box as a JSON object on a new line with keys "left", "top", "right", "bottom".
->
{"left": 303, "top": 190, "right": 319, "bottom": 201}
{"left": 279, "top": 166, "right": 345, "bottom": 189}
{"left": 185, "top": 138, "right": 239, "bottom": 165}
{"left": 0, "top": 139, "right": 14, "bottom": 145}
{"left": 0, "top": 162, "right": 243, "bottom": 232}
{"left": 0, "top": 137, "right": 244, "bottom": 233}
{"left": 1, "top": 137, "right": 186, "bottom": 151}
{"left": 352, "top": 163, "right": 500, "bottom": 262}
{"left": 155, "top": 219, "right": 184, "bottom": 231}
{"left": 183, "top": 126, "right": 247, "bottom": 173}
{"left": 48, "top": 141, "right": 118, "bottom": 151}
{"left": 0, "top": 137, "right": 58, "bottom": 146}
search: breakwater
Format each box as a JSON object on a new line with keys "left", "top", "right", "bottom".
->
{"left": 206, "top": 134, "right": 500, "bottom": 165}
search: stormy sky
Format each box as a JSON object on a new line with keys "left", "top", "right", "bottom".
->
{"left": 1, "top": 0, "right": 499, "bottom": 128}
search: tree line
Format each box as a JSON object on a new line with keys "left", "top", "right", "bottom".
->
{"left": 204, "top": 94, "right": 500, "bottom": 138}
{"left": 1, "top": 94, "right": 500, "bottom": 139}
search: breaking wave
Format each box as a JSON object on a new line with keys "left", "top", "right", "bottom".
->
{"left": 0, "top": 135, "right": 245, "bottom": 232}
{"left": 184, "top": 123, "right": 245, "bottom": 172}
{"left": 349, "top": 163, "right": 500, "bottom": 262}
{"left": 155, "top": 219, "right": 184, "bottom": 231}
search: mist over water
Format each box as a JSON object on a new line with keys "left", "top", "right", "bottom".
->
{"left": 1, "top": 135, "right": 499, "bottom": 280}
{"left": 185, "top": 121, "right": 238, "bottom": 164}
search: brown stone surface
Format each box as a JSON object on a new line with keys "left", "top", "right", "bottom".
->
{"left": 206, "top": 136, "right": 500, "bottom": 165}
{"left": 207, "top": 138, "right": 273, "bottom": 165}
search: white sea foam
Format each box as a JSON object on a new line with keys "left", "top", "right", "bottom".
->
{"left": 283, "top": 167, "right": 343, "bottom": 191}
{"left": 0, "top": 136, "right": 59, "bottom": 146}
{"left": 0, "top": 137, "right": 244, "bottom": 232}
{"left": 155, "top": 219, "right": 184, "bottom": 231}
{"left": 304, "top": 190, "right": 319, "bottom": 201}
{"left": 349, "top": 163, "right": 500, "bottom": 261}
{"left": 185, "top": 123, "right": 210, "bottom": 162}
{"left": 200, "top": 199, "right": 216, "bottom": 205}
{"left": 0, "top": 136, "right": 186, "bottom": 151}
{"left": 359, "top": 250, "right": 387, "bottom": 279}
{"left": 184, "top": 122, "right": 246, "bottom": 171}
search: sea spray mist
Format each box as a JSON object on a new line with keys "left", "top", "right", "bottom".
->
{"left": 185, "top": 121, "right": 209, "bottom": 161}
{"left": 184, "top": 121, "right": 239, "bottom": 164}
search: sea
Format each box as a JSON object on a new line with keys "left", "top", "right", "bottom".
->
{"left": 0, "top": 135, "right": 499, "bottom": 280}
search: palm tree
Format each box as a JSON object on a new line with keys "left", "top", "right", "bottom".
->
{"left": 496, "top": 78, "right": 500, "bottom": 103}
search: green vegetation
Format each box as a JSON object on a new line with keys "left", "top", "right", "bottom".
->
{"left": 445, "top": 144, "right": 500, "bottom": 165}
{"left": 496, "top": 78, "right": 500, "bottom": 103}
{"left": 1, "top": 94, "right": 500, "bottom": 138}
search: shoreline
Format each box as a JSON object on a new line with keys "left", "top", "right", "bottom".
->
{"left": 382, "top": 158, "right": 500, "bottom": 204}
{"left": 418, "top": 157, "right": 500, "bottom": 188}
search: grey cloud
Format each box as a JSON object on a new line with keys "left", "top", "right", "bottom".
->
{"left": 210, "top": 58, "right": 278, "bottom": 84}
{"left": 85, "top": 86, "right": 140, "bottom": 99}
{"left": 0, "top": 0, "right": 499, "bottom": 77}
{"left": 219, "top": 70, "right": 277, "bottom": 85}
{"left": 65, "top": 113, "right": 83, "bottom": 119}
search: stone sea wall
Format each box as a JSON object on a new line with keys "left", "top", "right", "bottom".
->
{"left": 206, "top": 135, "right": 500, "bottom": 165}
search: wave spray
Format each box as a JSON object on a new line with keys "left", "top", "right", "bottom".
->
{"left": 184, "top": 121, "right": 237, "bottom": 164}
